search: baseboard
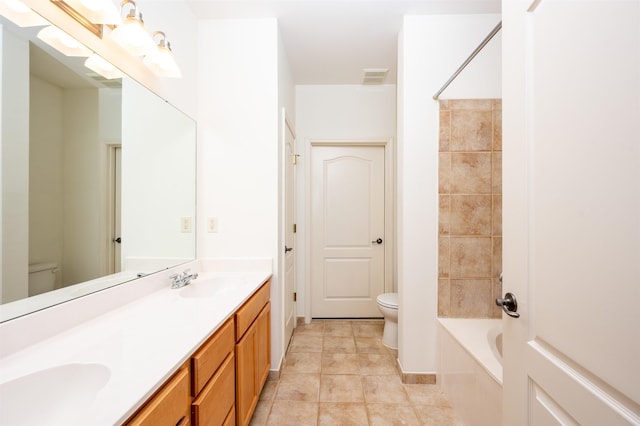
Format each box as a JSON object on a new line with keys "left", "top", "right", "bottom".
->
{"left": 296, "top": 316, "right": 305, "bottom": 326}
{"left": 395, "top": 358, "right": 437, "bottom": 384}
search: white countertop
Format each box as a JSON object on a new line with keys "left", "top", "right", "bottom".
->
{"left": 0, "top": 264, "right": 271, "bottom": 425}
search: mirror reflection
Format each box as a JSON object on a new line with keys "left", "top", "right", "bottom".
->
{"left": 0, "top": 16, "right": 196, "bottom": 321}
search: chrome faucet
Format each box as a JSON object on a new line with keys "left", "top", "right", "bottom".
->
{"left": 170, "top": 269, "right": 199, "bottom": 289}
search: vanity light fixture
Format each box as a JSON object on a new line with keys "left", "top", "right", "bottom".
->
{"left": 110, "top": 0, "right": 155, "bottom": 56}
{"left": 37, "top": 25, "right": 93, "bottom": 56}
{"left": 0, "top": 0, "right": 49, "bottom": 27}
{"left": 143, "top": 31, "right": 181, "bottom": 78}
{"left": 63, "top": 0, "right": 120, "bottom": 25}
{"left": 84, "top": 52, "right": 124, "bottom": 79}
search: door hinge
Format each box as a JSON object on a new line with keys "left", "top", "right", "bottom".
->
{"left": 292, "top": 154, "right": 300, "bottom": 165}
{"left": 293, "top": 224, "right": 297, "bottom": 233}
{"left": 293, "top": 292, "right": 297, "bottom": 302}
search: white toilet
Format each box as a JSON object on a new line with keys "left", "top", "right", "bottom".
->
{"left": 28, "top": 262, "right": 58, "bottom": 296}
{"left": 376, "top": 292, "right": 398, "bottom": 349}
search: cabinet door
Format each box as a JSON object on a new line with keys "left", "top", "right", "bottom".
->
{"left": 126, "top": 366, "right": 191, "bottom": 426}
{"left": 235, "top": 322, "right": 257, "bottom": 426}
{"left": 255, "top": 302, "right": 271, "bottom": 392}
{"left": 191, "top": 354, "right": 235, "bottom": 426}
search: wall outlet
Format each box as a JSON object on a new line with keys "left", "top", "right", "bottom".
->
{"left": 207, "top": 217, "right": 218, "bottom": 233}
{"left": 180, "top": 217, "right": 192, "bottom": 233}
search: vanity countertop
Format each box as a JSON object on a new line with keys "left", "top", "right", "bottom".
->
{"left": 0, "top": 266, "right": 272, "bottom": 425}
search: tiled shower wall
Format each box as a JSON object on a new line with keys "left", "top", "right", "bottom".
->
{"left": 438, "top": 99, "right": 502, "bottom": 318}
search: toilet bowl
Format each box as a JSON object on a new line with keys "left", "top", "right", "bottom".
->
{"left": 376, "top": 292, "right": 398, "bottom": 349}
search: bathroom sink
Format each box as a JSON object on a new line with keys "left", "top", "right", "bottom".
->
{"left": 0, "top": 363, "right": 110, "bottom": 425}
{"left": 179, "top": 276, "right": 246, "bottom": 298}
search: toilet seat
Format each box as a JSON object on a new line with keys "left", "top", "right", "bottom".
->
{"left": 376, "top": 292, "right": 398, "bottom": 309}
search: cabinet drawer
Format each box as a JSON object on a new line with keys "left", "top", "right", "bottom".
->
{"left": 235, "top": 280, "right": 270, "bottom": 340}
{"left": 126, "top": 366, "right": 190, "bottom": 426}
{"left": 192, "top": 317, "right": 234, "bottom": 396}
{"left": 191, "top": 353, "right": 235, "bottom": 426}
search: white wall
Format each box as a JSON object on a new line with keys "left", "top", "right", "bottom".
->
{"left": 294, "top": 84, "right": 397, "bottom": 317}
{"left": 397, "top": 14, "right": 501, "bottom": 375}
{"left": 29, "top": 76, "right": 64, "bottom": 289}
{"left": 197, "top": 19, "right": 283, "bottom": 370}
{"left": 0, "top": 26, "right": 29, "bottom": 303}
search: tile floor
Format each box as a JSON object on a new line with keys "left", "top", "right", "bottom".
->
{"left": 249, "top": 319, "right": 464, "bottom": 425}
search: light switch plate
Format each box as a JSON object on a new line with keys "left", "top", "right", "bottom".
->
{"left": 207, "top": 217, "right": 218, "bottom": 233}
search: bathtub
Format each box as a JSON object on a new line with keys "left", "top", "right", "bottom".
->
{"left": 437, "top": 318, "right": 503, "bottom": 426}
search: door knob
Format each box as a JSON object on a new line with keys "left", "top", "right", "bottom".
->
{"left": 496, "top": 292, "right": 520, "bottom": 318}
{"left": 372, "top": 238, "right": 383, "bottom": 244}
{"left": 113, "top": 237, "right": 122, "bottom": 244}
{"left": 284, "top": 246, "right": 293, "bottom": 253}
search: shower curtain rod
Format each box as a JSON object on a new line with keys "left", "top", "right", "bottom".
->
{"left": 432, "top": 21, "right": 502, "bottom": 101}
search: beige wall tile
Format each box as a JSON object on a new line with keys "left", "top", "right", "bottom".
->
{"left": 450, "top": 195, "right": 492, "bottom": 236}
{"left": 449, "top": 99, "right": 492, "bottom": 110}
{"left": 492, "top": 237, "right": 502, "bottom": 279}
{"left": 440, "top": 110, "right": 451, "bottom": 152}
{"left": 438, "top": 279, "right": 450, "bottom": 317}
{"left": 492, "top": 151, "right": 502, "bottom": 194}
{"left": 450, "top": 279, "right": 491, "bottom": 317}
{"left": 492, "top": 99, "right": 502, "bottom": 110}
{"left": 450, "top": 237, "right": 492, "bottom": 278}
{"left": 493, "top": 109, "right": 502, "bottom": 151}
{"left": 493, "top": 195, "right": 502, "bottom": 236}
{"left": 491, "top": 281, "right": 503, "bottom": 319}
{"left": 439, "top": 99, "right": 450, "bottom": 110}
{"left": 450, "top": 153, "right": 492, "bottom": 194}
{"left": 438, "top": 237, "right": 450, "bottom": 278}
{"left": 439, "top": 153, "right": 451, "bottom": 193}
{"left": 451, "top": 110, "right": 493, "bottom": 151}
{"left": 439, "top": 195, "right": 450, "bottom": 235}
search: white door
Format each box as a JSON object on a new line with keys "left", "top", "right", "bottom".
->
{"left": 310, "top": 144, "right": 385, "bottom": 318}
{"left": 108, "top": 146, "right": 122, "bottom": 274}
{"left": 283, "top": 113, "right": 297, "bottom": 347}
{"left": 502, "top": 1, "right": 640, "bottom": 424}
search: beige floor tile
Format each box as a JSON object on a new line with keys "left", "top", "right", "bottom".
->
{"left": 290, "top": 334, "right": 324, "bottom": 353}
{"left": 404, "top": 384, "right": 451, "bottom": 407}
{"left": 296, "top": 321, "right": 325, "bottom": 335}
{"left": 259, "top": 380, "right": 278, "bottom": 401}
{"left": 318, "top": 402, "right": 369, "bottom": 425}
{"left": 267, "top": 400, "right": 318, "bottom": 426}
{"left": 362, "top": 375, "right": 410, "bottom": 404}
{"left": 283, "top": 352, "right": 322, "bottom": 374}
{"left": 355, "top": 337, "right": 389, "bottom": 354}
{"left": 275, "top": 373, "right": 320, "bottom": 402}
{"left": 323, "top": 335, "right": 357, "bottom": 353}
{"left": 413, "top": 404, "right": 465, "bottom": 425}
{"left": 323, "top": 321, "right": 354, "bottom": 336}
{"left": 353, "top": 322, "right": 384, "bottom": 338}
{"left": 366, "top": 403, "right": 420, "bottom": 425}
{"left": 319, "top": 374, "right": 365, "bottom": 403}
{"left": 358, "top": 353, "right": 398, "bottom": 375}
{"left": 321, "top": 353, "right": 359, "bottom": 375}
{"left": 250, "top": 399, "right": 272, "bottom": 426}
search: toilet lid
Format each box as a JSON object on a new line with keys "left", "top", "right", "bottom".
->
{"left": 377, "top": 292, "right": 398, "bottom": 309}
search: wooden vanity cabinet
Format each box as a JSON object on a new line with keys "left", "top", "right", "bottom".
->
{"left": 125, "top": 280, "right": 271, "bottom": 426}
{"left": 190, "top": 318, "right": 235, "bottom": 426}
{"left": 125, "top": 363, "right": 191, "bottom": 426}
{"left": 235, "top": 281, "right": 271, "bottom": 426}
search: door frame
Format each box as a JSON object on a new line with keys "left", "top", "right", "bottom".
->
{"left": 304, "top": 139, "right": 395, "bottom": 323}
{"left": 105, "top": 143, "right": 122, "bottom": 275}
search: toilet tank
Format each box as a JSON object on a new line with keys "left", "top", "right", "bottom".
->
{"left": 28, "top": 262, "right": 58, "bottom": 296}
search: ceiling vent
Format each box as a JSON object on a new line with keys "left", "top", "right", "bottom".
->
{"left": 362, "top": 68, "right": 388, "bottom": 85}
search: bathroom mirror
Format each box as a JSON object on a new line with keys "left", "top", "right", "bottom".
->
{"left": 0, "top": 16, "right": 196, "bottom": 322}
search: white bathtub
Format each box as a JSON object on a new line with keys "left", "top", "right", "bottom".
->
{"left": 437, "top": 318, "right": 503, "bottom": 426}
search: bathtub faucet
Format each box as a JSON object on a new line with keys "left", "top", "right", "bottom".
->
{"left": 170, "top": 269, "right": 199, "bottom": 289}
